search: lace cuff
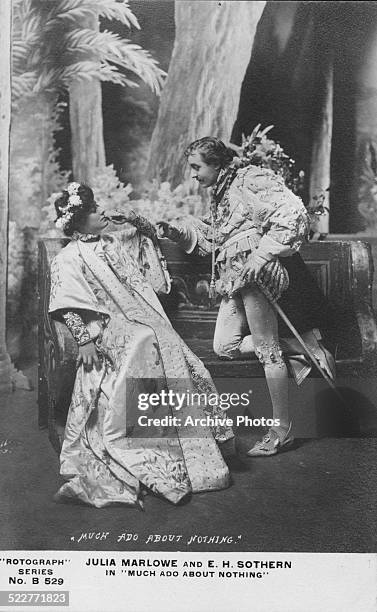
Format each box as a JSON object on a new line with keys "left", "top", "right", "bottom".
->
{"left": 62, "top": 311, "right": 91, "bottom": 346}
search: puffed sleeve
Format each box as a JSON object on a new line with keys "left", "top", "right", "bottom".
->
{"left": 49, "top": 247, "right": 108, "bottom": 344}
{"left": 239, "top": 168, "right": 310, "bottom": 262}
{"left": 49, "top": 247, "right": 109, "bottom": 318}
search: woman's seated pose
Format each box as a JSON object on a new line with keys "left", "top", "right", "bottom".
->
{"left": 49, "top": 182, "right": 233, "bottom": 508}
{"left": 157, "top": 137, "right": 336, "bottom": 458}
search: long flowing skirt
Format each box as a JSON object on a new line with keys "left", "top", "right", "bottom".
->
{"left": 55, "top": 307, "right": 232, "bottom": 508}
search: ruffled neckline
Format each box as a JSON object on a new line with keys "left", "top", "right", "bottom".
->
{"left": 71, "top": 231, "right": 100, "bottom": 242}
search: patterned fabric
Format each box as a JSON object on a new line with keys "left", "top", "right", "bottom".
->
{"left": 105, "top": 226, "right": 171, "bottom": 295}
{"left": 127, "top": 211, "right": 158, "bottom": 242}
{"left": 210, "top": 164, "right": 239, "bottom": 206}
{"left": 171, "top": 165, "right": 310, "bottom": 301}
{"left": 217, "top": 251, "right": 289, "bottom": 303}
{"left": 49, "top": 231, "right": 232, "bottom": 508}
{"left": 62, "top": 311, "right": 91, "bottom": 346}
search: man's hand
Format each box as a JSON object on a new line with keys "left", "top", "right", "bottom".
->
{"left": 240, "top": 254, "right": 269, "bottom": 283}
{"left": 156, "top": 221, "right": 182, "bottom": 242}
{"left": 76, "top": 341, "right": 101, "bottom": 371}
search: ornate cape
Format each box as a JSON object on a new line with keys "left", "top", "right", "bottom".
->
{"left": 49, "top": 231, "right": 232, "bottom": 508}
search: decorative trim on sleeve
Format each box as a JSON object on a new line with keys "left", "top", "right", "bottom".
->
{"left": 62, "top": 311, "right": 91, "bottom": 346}
{"left": 128, "top": 211, "right": 158, "bottom": 241}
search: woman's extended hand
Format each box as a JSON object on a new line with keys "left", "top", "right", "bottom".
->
{"left": 104, "top": 209, "right": 136, "bottom": 224}
{"left": 76, "top": 341, "right": 101, "bottom": 371}
{"left": 156, "top": 221, "right": 182, "bottom": 242}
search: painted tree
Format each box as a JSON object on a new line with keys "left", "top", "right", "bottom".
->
{"left": 12, "top": 0, "right": 165, "bottom": 184}
{"left": 147, "top": 0, "right": 266, "bottom": 186}
{"left": 0, "top": 0, "right": 12, "bottom": 392}
{"left": 9, "top": 0, "right": 165, "bottom": 361}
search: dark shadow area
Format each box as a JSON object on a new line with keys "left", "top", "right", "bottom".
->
{"left": 315, "top": 386, "right": 377, "bottom": 438}
{"left": 232, "top": 1, "right": 377, "bottom": 232}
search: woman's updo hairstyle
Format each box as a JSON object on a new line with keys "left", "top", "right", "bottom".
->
{"left": 184, "top": 137, "right": 237, "bottom": 169}
{"left": 54, "top": 183, "right": 96, "bottom": 236}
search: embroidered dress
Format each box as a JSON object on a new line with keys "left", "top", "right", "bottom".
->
{"left": 49, "top": 231, "right": 232, "bottom": 508}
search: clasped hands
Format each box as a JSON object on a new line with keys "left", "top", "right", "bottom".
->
{"left": 156, "top": 222, "right": 271, "bottom": 283}
{"left": 111, "top": 216, "right": 182, "bottom": 243}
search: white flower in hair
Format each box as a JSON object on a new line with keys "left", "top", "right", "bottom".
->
{"left": 67, "top": 182, "right": 80, "bottom": 196}
{"left": 54, "top": 187, "right": 82, "bottom": 230}
{"left": 68, "top": 194, "right": 82, "bottom": 207}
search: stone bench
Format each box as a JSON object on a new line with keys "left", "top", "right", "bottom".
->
{"left": 38, "top": 237, "right": 377, "bottom": 451}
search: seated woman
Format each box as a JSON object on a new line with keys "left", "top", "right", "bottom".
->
{"left": 49, "top": 182, "right": 233, "bottom": 508}
{"left": 157, "top": 137, "right": 336, "bottom": 457}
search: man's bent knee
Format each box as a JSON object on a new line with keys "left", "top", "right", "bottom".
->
{"left": 213, "top": 337, "right": 241, "bottom": 360}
